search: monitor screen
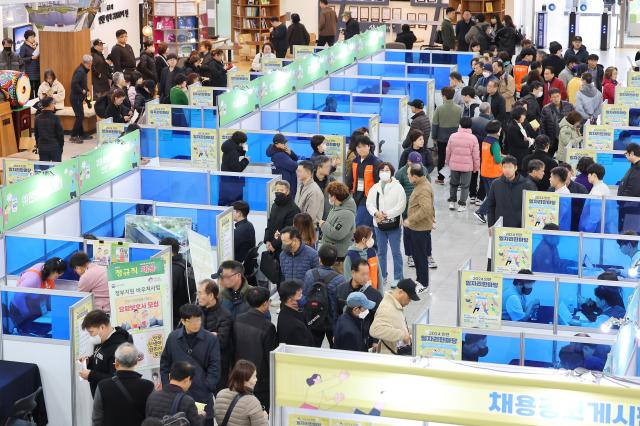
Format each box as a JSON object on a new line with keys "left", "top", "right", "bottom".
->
{"left": 13, "top": 24, "right": 33, "bottom": 53}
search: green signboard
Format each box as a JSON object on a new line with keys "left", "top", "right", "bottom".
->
{"left": 259, "top": 67, "right": 296, "bottom": 107}
{"left": 328, "top": 40, "right": 357, "bottom": 73}
{"left": 293, "top": 53, "right": 328, "bottom": 90}
{"left": 359, "top": 25, "right": 386, "bottom": 58}
{"left": 218, "top": 85, "right": 260, "bottom": 127}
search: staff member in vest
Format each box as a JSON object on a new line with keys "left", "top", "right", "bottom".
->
{"left": 343, "top": 226, "right": 383, "bottom": 294}
{"left": 17, "top": 257, "right": 67, "bottom": 289}
{"left": 347, "top": 136, "right": 381, "bottom": 228}
{"left": 474, "top": 120, "right": 503, "bottom": 224}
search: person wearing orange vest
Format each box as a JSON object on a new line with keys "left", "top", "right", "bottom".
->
{"left": 343, "top": 226, "right": 384, "bottom": 294}
{"left": 17, "top": 257, "right": 67, "bottom": 289}
{"left": 474, "top": 120, "right": 503, "bottom": 224}
{"left": 347, "top": 136, "right": 381, "bottom": 228}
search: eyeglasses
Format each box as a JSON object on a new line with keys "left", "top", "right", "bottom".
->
{"left": 220, "top": 272, "right": 240, "bottom": 280}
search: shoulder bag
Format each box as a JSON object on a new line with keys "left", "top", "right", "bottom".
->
{"left": 376, "top": 192, "right": 400, "bottom": 231}
{"left": 220, "top": 393, "right": 244, "bottom": 426}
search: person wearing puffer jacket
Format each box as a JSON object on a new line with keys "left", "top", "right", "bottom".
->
{"left": 445, "top": 117, "right": 480, "bottom": 211}
{"left": 366, "top": 162, "right": 406, "bottom": 287}
{"left": 575, "top": 72, "right": 602, "bottom": 124}
{"left": 557, "top": 112, "right": 583, "bottom": 163}
{"left": 266, "top": 133, "right": 299, "bottom": 195}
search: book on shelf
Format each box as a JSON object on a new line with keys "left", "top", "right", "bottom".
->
{"left": 485, "top": 3, "right": 493, "bottom": 12}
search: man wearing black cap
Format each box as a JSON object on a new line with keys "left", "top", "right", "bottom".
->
{"left": 563, "top": 36, "right": 589, "bottom": 64}
{"left": 370, "top": 278, "right": 419, "bottom": 355}
{"left": 402, "top": 99, "right": 431, "bottom": 149}
{"left": 34, "top": 97, "right": 64, "bottom": 162}
{"left": 91, "top": 39, "right": 112, "bottom": 100}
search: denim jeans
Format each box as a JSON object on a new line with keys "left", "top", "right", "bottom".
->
{"left": 477, "top": 177, "right": 497, "bottom": 215}
{"left": 374, "top": 226, "right": 403, "bottom": 281}
{"left": 356, "top": 204, "right": 373, "bottom": 227}
{"left": 449, "top": 171, "right": 472, "bottom": 204}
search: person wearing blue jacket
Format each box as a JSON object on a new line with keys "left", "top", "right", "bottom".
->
{"left": 334, "top": 292, "right": 376, "bottom": 352}
{"left": 160, "top": 304, "right": 220, "bottom": 424}
{"left": 279, "top": 226, "right": 320, "bottom": 282}
{"left": 267, "top": 134, "right": 299, "bottom": 195}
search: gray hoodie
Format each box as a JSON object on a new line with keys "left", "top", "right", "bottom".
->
{"left": 575, "top": 83, "right": 602, "bottom": 122}
{"left": 320, "top": 195, "right": 357, "bottom": 257}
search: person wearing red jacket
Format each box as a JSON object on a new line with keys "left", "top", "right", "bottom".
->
{"left": 602, "top": 66, "right": 618, "bottom": 104}
{"left": 542, "top": 66, "right": 567, "bottom": 106}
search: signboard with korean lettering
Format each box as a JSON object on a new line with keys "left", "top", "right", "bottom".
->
{"left": 415, "top": 325, "right": 462, "bottom": 359}
{"left": 584, "top": 125, "right": 614, "bottom": 151}
{"left": 108, "top": 258, "right": 171, "bottom": 370}
{"left": 493, "top": 227, "right": 533, "bottom": 274}
{"left": 523, "top": 191, "right": 560, "bottom": 230}
{"left": 459, "top": 271, "right": 502, "bottom": 329}
{"left": 216, "top": 208, "right": 234, "bottom": 263}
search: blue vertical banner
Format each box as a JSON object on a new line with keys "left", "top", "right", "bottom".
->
{"left": 536, "top": 11, "right": 547, "bottom": 49}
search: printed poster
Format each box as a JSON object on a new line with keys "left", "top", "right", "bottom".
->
{"left": 323, "top": 135, "right": 345, "bottom": 181}
{"left": 187, "top": 229, "right": 216, "bottom": 287}
{"left": 98, "top": 122, "right": 126, "bottom": 145}
{"left": 5, "top": 159, "right": 35, "bottom": 184}
{"left": 427, "top": 79, "right": 435, "bottom": 120}
{"left": 627, "top": 70, "right": 640, "bottom": 88}
{"left": 415, "top": 325, "right": 462, "bottom": 360}
{"left": 71, "top": 297, "right": 94, "bottom": 360}
{"left": 267, "top": 178, "right": 278, "bottom": 215}
{"left": 493, "top": 227, "right": 532, "bottom": 273}
{"left": 108, "top": 258, "right": 171, "bottom": 370}
{"left": 601, "top": 104, "right": 630, "bottom": 126}
{"left": 92, "top": 241, "right": 112, "bottom": 266}
{"left": 368, "top": 115, "right": 380, "bottom": 144}
{"left": 523, "top": 191, "right": 560, "bottom": 230}
{"left": 218, "top": 128, "right": 236, "bottom": 161}
{"left": 228, "top": 70, "right": 250, "bottom": 88}
{"left": 125, "top": 215, "right": 193, "bottom": 248}
{"left": 329, "top": 420, "right": 371, "bottom": 426}
{"left": 293, "top": 45, "right": 315, "bottom": 59}
{"left": 566, "top": 148, "right": 597, "bottom": 170}
{"left": 189, "top": 86, "right": 215, "bottom": 106}
{"left": 190, "top": 128, "right": 218, "bottom": 170}
{"left": 147, "top": 104, "right": 172, "bottom": 126}
{"left": 584, "top": 125, "right": 614, "bottom": 150}
{"left": 459, "top": 271, "right": 502, "bottom": 329}
{"left": 399, "top": 96, "right": 409, "bottom": 142}
{"left": 111, "top": 242, "right": 130, "bottom": 264}
{"left": 262, "top": 57, "right": 282, "bottom": 73}
{"left": 216, "top": 208, "right": 234, "bottom": 262}
{"left": 289, "top": 414, "right": 329, "bottom": 426}
{"left": 615, "top": 87, "right": 640, "bottom": 107}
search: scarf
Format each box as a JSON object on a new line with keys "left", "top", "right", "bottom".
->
{"left": 25, "top": 39, "right": 38, "bottom": 50}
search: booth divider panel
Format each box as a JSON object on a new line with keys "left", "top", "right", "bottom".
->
{"left": 140, "top": 169, "right": 209, "bottom": 205}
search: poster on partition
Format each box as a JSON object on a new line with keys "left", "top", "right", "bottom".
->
{"left": 262, "top": 58, "right": 282, "bottom": 73}
{"left": 187, "top": 230, "right": 216, "bottom": 286}
{"left": 111, "top": 242, "right": 130, "bottom": 264}
{"left": 628, "top": 70, "right": 640, "bottom": 88}
{"left": 601, "top": 104, "right": 630, "bottom": 126}
{"left": 5, "top": 159, "right": 35, "bottom": 184}
{"left": 216, "top": 209, "right": 234, "bottom": 263}
{"left": 190, "top": 128, "right": 218, "bottom": 169}
{"left": 615, "top": 87, "right": 640, "bottom": 107}
{"left": 125, "top": 215, "right": 193, "bottom": 248}
{"left": 79, "top": 139, "right": 139, "bottom": 195}
{"left": 289, "top": 414, "right": 329, "bottom": 426}
{"left": 493, "top": 227, "right": 532, "bottom": 273}
{"left": 324, "top": 135, "right": 346, "bottom": 181}
{"left": 459, "top": 271, "right": 502, "bottom": 329}
{"left": 293, "top": 45, "right": 315, "bottom": 59}
{"left": 415, "top": 325, "right": 462, "bottom": 360}
{"left": 189, "top": 86, "right": 215, "bottom": 107}
{"left": 71, "top": 297, "right": 94, "bottom": 360}
{"left": 368, "top": 115, "right": 379, "bottom": 143}
{"left": 98, "top": 122, "right": 126, "bottom": 144}
{"left": 523, "top": 191, "right": 559, "bottom": 230}
{"left": 93, "top": 241, "right": 112, "bottom": 266}
{"left": 584, "top": 125, "right": 614, "bottom": 150}
{"left": 267, "top": 178, "right": 278, "bottom": 214}
{"left": 427, "top": 79, "right": 435, "bottom": 120}
{"left": 566, "top": 148, "right": 597, "bottom": 171}
{"left": 108, "top": 258, "right": 171, "bottom": 370}
{"left": 3, "top": 158, "right": 76, "bottom": 230}
{"left": 147, "top": 104, "right": 172, "bottom": 126}
{"left": 329, "top": 420, "right": 371, "bottom": 426}
{"left": 228, "top": 70, "right": 250, "bottom": 88}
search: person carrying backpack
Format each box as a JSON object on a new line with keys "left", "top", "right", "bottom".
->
{"left": 301, "top": 244, "right": 346, "bottom": 347}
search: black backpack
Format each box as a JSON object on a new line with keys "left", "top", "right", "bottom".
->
{"left": 303, "top": 269, "right": 338, "bottom": 331}
{"left": 94, "top": 95, "right": 109, "bottom": 118}
{"left": 161, "top": 392, "right": 190, "bottom": 425}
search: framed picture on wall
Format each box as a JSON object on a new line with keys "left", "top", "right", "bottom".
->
{"left": 382, "top": 7, "right": 391, "bottom": 21}
{"left": 349, "top": 5, "right": 358, "bottom": 19}
{"left": 418, "top": 13, "right": 428, "bottom": 28}
{"left": 371, "top": 7, "right": 380, "bottom": 22}
{"left": 407, "top": 12, "right": 416, "bottom": 20}
{"left": 360, "top": 7, "right": 369, "bottom": 22}
{"left": 392, "top": 8, "right": 402, "bottom": 20}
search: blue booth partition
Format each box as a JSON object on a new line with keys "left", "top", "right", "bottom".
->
{"left": 157, "top": 128, "right": 192, "bottom": 160}
{"left": 499, "top": 272, "right": 557, "bottom": 326}
{"left": 329, "top": 75, "right": 383, "bottom": 94}
{"left": 380, "top": 49, "right": 475, "bottom": 77}
{"left": 80, "top": 198, "right": 154, "bottom": 238}
{"left": 318, "top": 112, "right": 376, "bottom": 142}
{"left": 210, "top": 172, "right": 276, "bottom": 212}
{"left": 530, "top": 229, "right": 581, "bottom": 276}
{"left": 614, "top": 127, "right": 640, "bottom": 150}
{"left": 354, "top": 61, "right": 453, "bottom": 89}
{"left": 170, "top": 106, "right": 218, "bottom": 128}
{"left": 259, "top": 110, "right": 320, "bottom": 134}
{"left": 140, "top": 125, "right": 158, "bottom": 158}
{"left": 5, "top": 233, "right": 84, "bottom": 280}
{"left": 155, "top": 202, "right": 226, "bottom": 246}
{"left": 594, "top": 151, "right": 629, "bottom": 186}
{"left": 296, "top": 91, "right": 352, "bottom": 113}
{"left": 141, "top": 168, "right": 210, "bottom": 205}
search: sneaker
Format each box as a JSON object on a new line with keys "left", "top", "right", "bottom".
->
{"left": 269, "top": 293, "right": 281, "bottom": 307}
{"left": 475, "top": 198, "right": 483, "bottom": 206}
{"left": 81, "top": 134, "right": 93, "bottom": 140}
{"left": 416, "top": 283, "right": 430, "bottom": 294}
{"left": 407, "top": 256, "right": 415, "bottom": 267}
{"left": 448, "top": 201, "right": 455, "bottom": 210}
{"left": 469, "top": 196, "right": 476, "bottom": 203}
{"left": 474, "top": 210, "right": 487, "bottom": 224}
{"left": 457, "top": 204, "right": 467, "bottom": 212}
{"left": 428, "top": 256, "right": 438, "bottom": 269}
{"left": 435, "top": 178, "right": 445, "bottom": 185}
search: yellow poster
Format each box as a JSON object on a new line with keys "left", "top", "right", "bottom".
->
{"left": 523, "top": 191, "right": 560, "bottom": 230}
{"left": 98, "top": 122, "right": 126, "bottom": 145}
{"left": 601, "top": 104, "right": 630, "bottom": 126}
{"left": 267, "top": 178, "right": 278, "bottom": 216}
{"left": 329, "top": 420, "right": 371, "bottom": 426}
{"left": 147, "top": 104, "right": 172, "bottom": 126}
{"left": 262, "top": 58, "right": 283, "bottom": 73}
{"left": 368, "top": 115, "right": 379, "bottom": 144}
{"left": 615, "top": 86, "right": 640, "bottom": 107}
{"left": 5, "top": 159, "right": 35, "bottom": 184}
{"left": 459, "top": 271, "right": 502, "bottom": 329}
{"left": 323, "top": 135, "right": 345, "bottom": 181}
{"left": 584, "top": 125, "right": 614, "bottom": 150}
{"left": 415, "top": 325, "right": 462, "bottom": 360}
{"left": 111, "top": 242, "right": 130, "bottom": 264}
{"left": 217, "top": 209, "right": 234, "bottom": 262}
{"left": 294, "top": 45, "right": 316, "bottom": 59}
{"left": 566, "top": 148, "right": 597, "bottom": 170}
{"left": 189, "top": 86, "right": 215, "bottom": 106}
{"left": 627, "top": 70, "right": 640, "bottom": 87}
{"left": 229, "top": 70, "right": 250, "bottom": 88}
{"left": 399, "top": 96, "right": 409, "bottom": 141}
{"left": 72, "top": 297, "right": 94, "bottom": 360}
{"left": 289, "top": 414, "right": 330, "bottom": 426}
{"left": 93, "top": 241, "right": 111, "bottom": 266}
{"left": 493, "top": 227, "right": 532, "bottom": 273}
{"left": 218, "top": 128, "right": 236, "bottom": 161}
{"left": 191, "top": 128, "right": 218, "bottom": 170}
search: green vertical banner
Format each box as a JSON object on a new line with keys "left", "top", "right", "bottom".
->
{"left": 3, "top": 157, "right": 78, "bottom": 230}
{"left": 258, "top": 67, "right": 296, "bottom": 107}
{"left": 218, "top": 84, "right": 260, "bottom": 127}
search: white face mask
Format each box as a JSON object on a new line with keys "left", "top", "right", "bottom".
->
{"left": 482, "top": 71, "right": 491, "bottom": 78}
{"left": 358, "top": 309, "right": 369, "bottom": 319}
{"left": 535, "top": 91, "right": 543, "bottom": 98}
{"left": 379, "top": 171, "right": 391, "bottom": 182}
{"left": 89, "top": 334, "right": 102, "bottom": 346}
{"left": 366, "top": 238, "right": 375, "bottom": 248}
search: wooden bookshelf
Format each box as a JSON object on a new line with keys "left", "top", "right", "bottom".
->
{"left": 150, "top": 0, "right": 208, "bottom": 57}
{"left": 232, "top": 0, "right": 280, "bottom": 52}
{"left": 449, "top": 0, "right": 506, "bottom": 20}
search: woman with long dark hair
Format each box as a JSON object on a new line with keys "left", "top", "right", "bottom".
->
{"left": 495, "top": 15, "right": 520, "bottom": 57}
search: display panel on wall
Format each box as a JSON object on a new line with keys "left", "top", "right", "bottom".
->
{"left": 328, "top": 0, "right": 389, "bottom": 4}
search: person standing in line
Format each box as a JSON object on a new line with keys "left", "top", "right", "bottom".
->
{"left": 159, "top": 54, "right": 183, "bottom": 104}
{"left": 441, "top": 7, "right": 456, "bottom": 51}
{"left": 346, "top": 136, "right": 381, "bottom": 227}
{"left": 404, "top": 165, "right": 435, "bottom": 292}
{"left": 343, "top": 226, "right": 384, "bottom": 294}
{"left": 264, "top": 180, "right": 300, "bottom": 259}
{"left": 319, "top": 181, "right": 357, "bottom": 273}
{"left": 146, "top": 362, "right": 204, "bottom": 425}
{"left": 19, "top": 30, "right": 39, "bottom": 96}
{"left": 602, "top": 66, "right": 618, "bottom": 104}
{"left": 521, "top": 135, "right": 558, "bottom": 191}
{"left": 540, "top": 87, "right": 574, "bottom": 158}
{"left": 214, "top": 360, "right": 268, "bottom": 426}
{"left": 219, "top": 130, "right": 250, "bottom": 206}
{"left": 267, "top": 134, "right": 299, "bottom": 195}
{"left": 542, "top": 66, "right": 567, "bottom": 106}
{"left": 318, "top": 0, "right": 338, "bottom": 47}
{"left": 313, "top": 156, "right": 336, "bottom": 220}
{"left": 542, "top": 42, "right": 566, "bottom": 77}
{"left": 366, "top": 163, "right": 406, "bottom": 287}
{"left": 504, "top": 106, "right": 534, "bottom": 168}
{"left": 494, "top": 15, "right": 519, "bottom": 57}
{"left": 474, "top": 120, "right": 503, "bottom": 224}
{"left": 446, "top": 117, "right": 480, "bottom": 212}
{"left": 557, "top": 111, "right": 583, "bottom": 164}
{"left": 481, "top": 80, "right": 506, "bottom": 124}
{"left": 69, "top": 54, "right": 92, "bottom": 143}
{"left": 399, "top": 129, "right": 434, "bottom": 172}
{"left": 402, "top": 99, "right": 431, "bottom": 149}
{"left": 549, "top": 166, "right": 570, "bottom": 194}
{"left": 279, "top": 226, "right": 320, "bottom": 282}
{"left": 618, "top": 143, "right": 640, "bottom": 199}
{"left": 587, "top": 163, "right": 610, "bottom": 196}
{"left": 558, "top": 56, "right": 577, "bottom": 89}
{"left": 449, "top": 72, "right": 466, "bottom": 107}
{"left": 460, "top": 86, "right": 481, "bottom": 118}
{"left": 295, "top": 160, "right": 324, "bottom": 225}
{"left": 432, "top": 86, "right": 463, "bottom": 185}
{"left": 277, "top": 280, "right": 314, "bottom": 346}
{"left": 159, "top": 237, "right": 196, "bottom": 328}
{"left": 456, "top": 10, "right": 474, "bottom": 52}
{"left": 575, "top": 72, "right": 602, "bottom": 124}
{"left": 333, "top": 292, "right": 376, "bottom": 352}
{"left": 137, "top": 40, "right": 157, "bottom": 82}
{"left": 0, "top": 38, "right": 23, "bottom": 70}
{"left": 469, "top": 102, "right": 493, "bottom": 205}
{"left": 493, "top": 60, "right": 516, "bottom": 112}
{"left": 342, "top": 11, "right": 360, "bottom": 41}
{"left": 155, "top": 42, "right": 169, "bottom": 83}
{"left": 524, "top": 159, "right": 546, "bottom": 191}
{"left": 564, "top": 36, "right": 589, "bottom": 64}
{"left": 110, "top": 29, "right": 136, "bottom": 74}
{"left": 232, "top": 201, "right": 256, "bottom": 264}
{"left": 92, "top": 343, "right": 154, "bottom": 426}
{"left": 33, "top": 97, "right": 64, "bottom": 162}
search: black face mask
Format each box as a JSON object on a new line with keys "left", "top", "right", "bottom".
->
{"left": 478, "top": 346, "right": 489, "bottom": 357}
{"left": 3, "top": 47, "right": 11, "bottom": 52}
{"left": 521, "top": 287, "right": 533, "bottom": 295}
{"left": 274, "top": 192, "right": 289, "bottom": 205}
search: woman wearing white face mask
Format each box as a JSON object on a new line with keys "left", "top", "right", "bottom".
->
{"left": 333, "top": 291, "right": 377, "bottom": 352}
{"left": 366, "top": 163, "right": 406, "bottom": 289}
{"left": 343, "top": 226, "right": 384, "bottom": 294}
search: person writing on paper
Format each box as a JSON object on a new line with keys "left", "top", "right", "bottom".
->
{"left": 501, "top": 269, "right": 540, "bottom": 322}
{"left": 616, "top": 232, "right": 640, "bottom": 279}
{"left": 574, "top": 275, "right": 626, "bottom": 328}
{"left": 17, "top": 257, "right": 67, "bottom": 289}
{"left": 79, "top": 310, "right": 133, "bottom": 396}
{"left": 69, "top": 251, "right": 109, "bottom": 312}
{"left": 215, "top": 360, "right": 268, "bottom": 426}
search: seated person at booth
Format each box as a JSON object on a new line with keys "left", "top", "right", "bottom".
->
{"left": 578, "top": 283, "right": 626, "bottom": 327}
{"left": 323, "top": 95, "right": 337, "bottom": 113}
{"left": 251, "top": 42, "right": 276, "bottom": 72}
{"left": 616, "top": 232, "right": 640, "bottom": 278}
{"left": 461, "top": 334, "right": 489, "bottom": 362}
{"left": 532, "top": 223, "right": 577, "bottom": 274}
{"left": 17, "top": 257, "right": 67, "bottom": 289}
{"left": 559, "top": 341, "right": 610, "bottom": 372}
{"left": 69, "top": 251, "right": 110, "bottom": 313}
{"left": 502, "top": 269, "right": 540, "bottom": 322}
{"left": 395, "top": 24, "right": 417, "bottom": 50}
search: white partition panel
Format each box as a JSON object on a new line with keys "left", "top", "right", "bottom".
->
{"left": 12, "top": 218, "right": 45, "bottom": 235}
{"left": 226, "top": 122, "right": 241, "bottom": 129}
{"left": 248, "top": 212, "right": 268, "bottom": 245}
{"left": 0, "top": 237, "right": 5, "bottom": 279}
{"left": 2, "top": 339, "right": 72, "bottom": 426}
{"left": 245, "top": 165, "right": 272, "bottom": 174}
{"left": 6, "top": 276, "right": 18, "bottom": 286}
{"left": 314, "top": 78, "right": 330, "bottom": 91}
{"left": 45, "top": 202, "right": 81, "bottom": 237}
{"left": 279, "top": 94, "right": 297, "bottom": 110}
{"left": 112, "top": 170, "right": 141, "bottom": 199}
{"left": 343, "top": 65, "right": 359, "bottom": 76}
{"left": 84, "top": 182, "right": 112, "bottom": 199}
{"left": 240, "top": 113, "right": 261, "bottom": 131}
{"left": 378, "top": 124, "right": 401, "bottom": 166}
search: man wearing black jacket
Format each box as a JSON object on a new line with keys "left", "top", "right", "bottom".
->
{"left": 481, "top": 80, "right": 506, "bottom": 124}
{"left": 618, "top": 144, "right": 640, "bottom": 232}
{"left": 219, "top": 131, "right": 249, "bottom": 206}
{"left": 110, "top": 29, "right": 136, "bottom": 73}
{"left": 160, "top": 237, "right": 196, "bottom": 328}
{"left": 402, "top": 99, "right": 431, "bottom": 149}
{"left": 456, "top": 10, "right": 474, "bottom": 52}
{"left": 232, "top": 201, "right": 256, "bottom": 264}
{"left": 264, "top": 180, "right": 300, "bottom": 254}
{"left": 521, "top": 135, "right": 558, "bottom": 191}
{"left": 342, "top": 12, "right": 360, "bottom": 41}
{"left": 69, "top": 55, "right": 92, "bottom": 143}
{"left": 79, "top": 310, "right": 133, "bottom": 396}
{"left": 34, "top": 97, "right": 64, "bottom": 161}
{"left": 269, "top": 17, "right": 288, "bottom": 58}
{"left": 277, "top": 280, "right": 314, "bottom": 346}
{"left": 91, "top": 39, "right": 112, "bottom": 99}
